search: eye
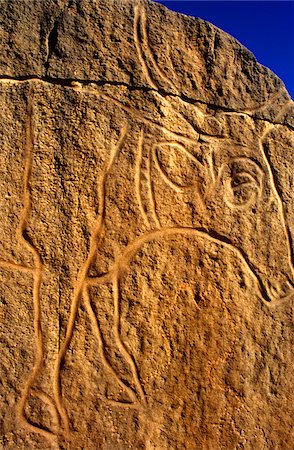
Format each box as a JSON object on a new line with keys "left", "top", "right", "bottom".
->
{"left": 228, "top": 172, "right": 257, "bottom": 206}
{"left": 231, "top": 172, "right": 254, "bottom": 189}
{"left": 223, "top": 159, "right": 264, "bottom": 209}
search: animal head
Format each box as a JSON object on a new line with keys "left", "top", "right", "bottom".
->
{"left": 134, "top": 4, "right": 294, "bottom": 304}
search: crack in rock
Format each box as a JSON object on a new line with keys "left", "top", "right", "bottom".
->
{"left": 0, "top": 75, "right": 292, "bottom": 130}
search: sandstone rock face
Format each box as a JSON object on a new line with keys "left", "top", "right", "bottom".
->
{"left": 0, "top": 0, "right": 293, "bottom": 448}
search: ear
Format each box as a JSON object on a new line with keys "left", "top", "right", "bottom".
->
{"left": 152, "top": 141, "right": 209, "bottom": 194}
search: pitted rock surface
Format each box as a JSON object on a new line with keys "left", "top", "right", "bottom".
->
{"left": 0, "top": 1, "right": 293, "bottom": 448}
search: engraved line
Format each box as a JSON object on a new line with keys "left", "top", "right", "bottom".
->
{"left": 86, "top": 272, "right": 114, "bottom": 286}
{"left": 151, "top": 143, "right": 207, "bottom": 213}
{"left": 17, "top": 415, "right": 56, "bottom": 442}
{"left": 135, "top": 5, "right": 180, "bottom": 94}
{"left": 134, "top": 4, "right": 157, "bottom": 90}
{"left": 82, "top": 287, "right": 139, "bottom": 405}
{"left": 112, "top": 276, "right": 147, "bottom": 405}
{"left": 207, "top": 150, "right": 217, "bottom": 185}
{"left": 259, "top": 134, "right": 294, "bottom": 274}
{"left": 152, "top": 141, "right": 200, "bottom": 192}
{"left": 53, "top": 124, "right": 130, "bottom": 435}
{"left": 156, "top": 141, "right": 201, "bottom": 163}
{"left": 271, "top": 100, "right": 293, "bottom": 124}
{"left": 147, "top": 145, "right": 161, "bottom": 229}
{"left": 0, "top": 259, "right": 34, "bottom": 273}
{"left": 133, "top": 7, "right": 201, "bottom": 139}
{"left": 133, "top": 4, "right": 292, "bottom": 141}
{"left": 241, "top": 89, "right": 292, "bottom": 115}
{"left": 203, "top": 156, "right": 265, "bottom": 203}
{"left": 31, "top": 389, "right": 60, "bottom": 432}
{"left": 260, "top": 104, "right": 294, "bottom": 270}
{"left": 87, "top": 227, "right": 276, "bottom": 305}
{"left": 15, "top": 89, "right": 54, "bottom": 441}
{"left": 141, "top": 14, "right": 179, "bottom": 94}
{"left": 135, "top": 129, "right": 151, "bottom": 228}
{"left": 82, "top": 87, "right": 200, "bottom": 145}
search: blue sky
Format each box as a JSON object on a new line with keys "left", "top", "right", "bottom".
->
{"left": 154, "top": 1, "right": 294, "bottom": 99}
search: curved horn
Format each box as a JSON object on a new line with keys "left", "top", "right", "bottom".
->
{"left": 134, "top": 3, "right": 180, "bottom": 93}
{"left": 133, "top": 3, "right": 224, "bottom": 139}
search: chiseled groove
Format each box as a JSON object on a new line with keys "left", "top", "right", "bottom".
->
{"left": 82, "top": 287, "right": 140, "bottom": 406}
{"left": 87, "top": 226, "right": 274, "bottom": 305}
{"left": 0, "top": 259, "right": 34, "bottom": 273}
{"left": 15, "top": 88, "right": 58, "bottom": 442}
{"left": 112, "top": 276, "right": 147, "bottom": 406}
{"left": 260, "top": 123, "right": 294, "bottom": 274}
{"left": 135, "top": 129, "right": 151, "bottom": 228}
{"left": 52, "top": 124, "right": 129, "bottom": 436}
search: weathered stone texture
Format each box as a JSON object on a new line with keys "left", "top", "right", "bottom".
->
{"left": 0, "top": 1, "right": 293, "bottom": 449}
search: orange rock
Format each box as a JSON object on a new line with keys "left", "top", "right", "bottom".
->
{"left": 0, "top": 1, "right": 293, "bottom": 448}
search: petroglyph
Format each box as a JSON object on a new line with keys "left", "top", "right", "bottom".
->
{"left": 1, "top": 73, "right": 294, "bottom": 447}
{"left": 1, "top": 64, "right": 294, "bottom": 446}
{"left": 14, "top": 91, "right": 54, "bottom": 440}
{"left": 0, "top": 89, "right": 59, "bottom": 443}
{"left": 1, "top": 0, "right": 294, "bottom": 448}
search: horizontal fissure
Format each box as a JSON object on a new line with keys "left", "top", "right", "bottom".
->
{"left": 0, "top": 74, "right": 292, "bottom": 130}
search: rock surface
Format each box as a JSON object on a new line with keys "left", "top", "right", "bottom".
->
{"left": 0, "top": 0, "right": 293, "bottom": 448}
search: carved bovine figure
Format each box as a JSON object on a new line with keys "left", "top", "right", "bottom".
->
{"left": 0, "top": 3, "right": 293, "bottom": 444}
